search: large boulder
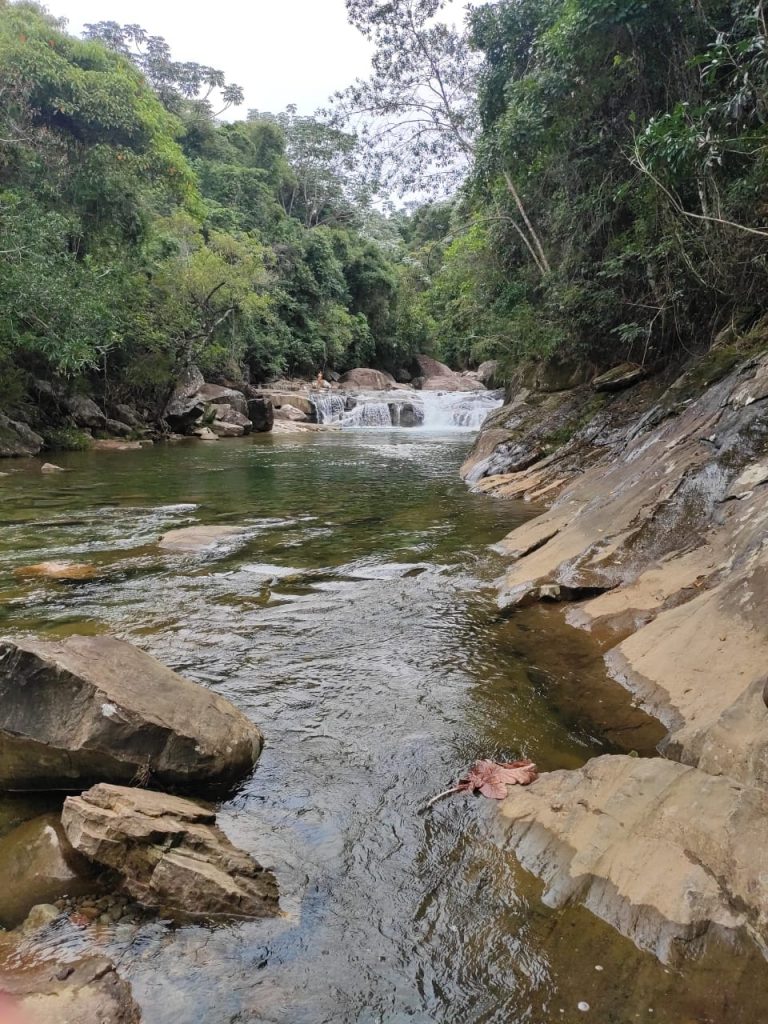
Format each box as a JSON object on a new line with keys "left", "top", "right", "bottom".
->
{"left": 0, "top": 413, "right": 43, "bottom": 457}
{"left": 0, "top": 636, "right": 263, "bottom": 793}
{"left": 258, "top": 392, "right": 312, "bottom": 418}
{"left": 197, "top": 383, "right": 249, "bottom": 418}
{"left": 62, "top": 784, "right": 279, "bottom": 921}
{"left": 339, "top": 368, "right": 396, "bottom": 390}
{"left": 274, "top": 403, "right": 308, "bottom": 422}
{"left": 414, "top": 354, "right": 453, "bottom": 380}
{"left": 213, "top": 404, "right": 252, "bottom": 432}
{"left": 0, "top": 815, "right": 96, "bottom": 928}
{"left": 247, "top": 395, "right": 275, "bottom": 432}
{"left": 163, "top": 365, "right": 206, "bottom": 432}
{"left": 63, "top": 395, "right": 106, "bottom": 429}
{"left": 476, "top": 360, "right": 500, "bottom": 386}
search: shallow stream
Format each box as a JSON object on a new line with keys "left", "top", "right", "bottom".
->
{"left": 0, "top": 430, "right": 765, "bottom": 1023}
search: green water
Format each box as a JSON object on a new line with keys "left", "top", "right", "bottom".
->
{"left": 0, "top": 431, "right": 765, "bottom": 1023}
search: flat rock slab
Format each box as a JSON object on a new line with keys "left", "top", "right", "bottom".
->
{"left": 0, "top": 636, "right": 263, "bottom": 793}
{"left": 500, "top": 754, "right": 768, "bottom": 962}
{"left": 62, "top": 784, "right": 279, "bottom": 921}
{"left": 0, "top": 950, "right": 140, "bottom": 1024}
{"left": 158, "top": 525, "right": 244, "bottom": 552}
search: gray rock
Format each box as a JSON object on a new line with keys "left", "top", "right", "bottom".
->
{"left": 104, "top": 418, "right": 133, "bottom": 437}
{"left": 198, "top": 383, "right": 249, "bottom": 417}
{"left": 247, "top": 395, "right": 275, "bottom": 432}
{"left": 164, "top": 365, "right": 206, "bottom": 431}
{"left": 0, "top": 413, "right": 43, "bottom": 457}
{"left": 64, "top": 395, "right": 106, "bottom": 429}
{"left": 62, "top": 784, "right": 279, "bottom": 922}
{"left": 0, "top": 635, "right": 263, "bottom": 793}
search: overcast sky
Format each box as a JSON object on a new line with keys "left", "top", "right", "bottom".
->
{"left": 47, "top": 0, "right": 474, "bottom": 119}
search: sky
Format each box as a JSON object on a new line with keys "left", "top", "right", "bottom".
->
{"left": 47, "top": 0, "right": 474, "bottom": 119}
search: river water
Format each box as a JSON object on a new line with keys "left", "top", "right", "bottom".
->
{"left": 0, "top": 429, "right": 765, "bottom": 1023}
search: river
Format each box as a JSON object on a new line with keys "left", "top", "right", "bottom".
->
{"left": 0, "top": 427, "right": 762, "bottom": 1023}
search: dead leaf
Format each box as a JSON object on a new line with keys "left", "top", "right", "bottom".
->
{"left": 424, "top": 758, "right": 538, "bottom": 809}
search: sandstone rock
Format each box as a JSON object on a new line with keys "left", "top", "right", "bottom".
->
{"left": 91, "top": 439, "right": 142, "bottom": 451}
{"left": 62, "top": 785, "right": 279, "bottom": 921}
{"left": 273, "top": 403, "right": 307, "bottom": 422}
{"left": 0, "top": 948, "right": 141, "bottom": 1024}
{"left": 476, "top": 360, "right": 499, "bottom": 386}
{"left": 210, "top": 420, "right": 244, "bottom": 438}
{"left": 0, "top": 635, "right": 263, "bottom": 793}
{"left": 592, "top": 363, "right": 647, "bottom": 392}
{"left": 40, "top": 463, "right": 66, "bottom": 473}
{"left": 158, "top": 525, "right": 244, "bottom": 553}
{"left": 339, "top": 368, "right": 396, "bottom": 390}
{"left": 198, "top": 383, "right": 249, "bottom": 417}
{"left": 0, "top": 815, "right": 96, "bottom": 928}
{"left": 0, "top": 414, "right": 43, "bottom": 458}
{"left": 192, "top": 426, "right": 218, "bottom": 441}
{"left": 247, "top": 395, "right": 275, "bottom": 432}
{"left": 419, "top": 374, "right": 484, "bottom": 392}
{"left": 725, "top": 458, "right": 768, "bottom": 498}
{"left": 500, "top": 754, "right": 768, "bottom": 962}
{"left": 14, "top": 561, "right": 97, "bottom": 581}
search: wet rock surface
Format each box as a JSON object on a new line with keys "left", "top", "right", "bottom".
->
{"left": 62, "top": 784, "right": 279, "bottom": 921}
{"left": 501, "top": 754, "right": 768, "bottom": 962}
{"left": 0, "top": 635, "right": 263, "bottom": 792}
{"left": 468, "top": 346, "right": 768, "bottom": 958}
{"left": 0, "top": 947, "right": 141, "bottom": 1024}
{"left": 339, "top": 368, "right": 397, "bottom": 390}
{"left": 0, "top": 815, "right": 97, "bottom": 928}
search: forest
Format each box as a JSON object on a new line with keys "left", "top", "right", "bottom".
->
{"left": 2, "top": 0, "right": 768, "bottom": 417}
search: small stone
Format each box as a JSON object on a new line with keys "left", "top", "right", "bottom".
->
{"left": 594, "top": 965, "right": 604, "bottom": 971}
{"left": 98, "top": 913, "right": 112, "bottom": 926}
{"left": 41, "top": 462, "right": 67, "bottom": 473}
{"left": 56, "top": 966, "right": 75, "bottom": 981}
{"left": 578, "top": 1002, "right": 591, "bottom": 1013}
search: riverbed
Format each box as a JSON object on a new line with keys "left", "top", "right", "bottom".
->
{"left": 0, "top": 430, "right": 763, "bottom": 1023}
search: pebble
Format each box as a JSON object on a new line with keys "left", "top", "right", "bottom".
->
{"left": 98, "top": 913, "right": 112, "bottom": 926}
{"left": 578, "top": 1002, "right": 590, "bottom": 1013}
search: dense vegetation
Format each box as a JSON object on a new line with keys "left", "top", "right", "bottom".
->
{"left": 2, "top": 0, "right": 768, "bottom": 423}
{"left": 0, "top": 1, "right": 417, "bottom": 415}
{"left": 370, "top": 0, "right": 768, "bottom": 373}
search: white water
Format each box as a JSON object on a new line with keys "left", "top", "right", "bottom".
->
{"left": 310, "top": 388, "right": 502, "bottom": 432}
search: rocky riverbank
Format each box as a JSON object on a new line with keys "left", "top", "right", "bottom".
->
{"left": 463, "top": 338, "right": 768, "bottom": 962}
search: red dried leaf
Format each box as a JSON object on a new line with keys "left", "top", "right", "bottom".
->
{"left": 458, "top": 759, "right": 539, "bottom": 800}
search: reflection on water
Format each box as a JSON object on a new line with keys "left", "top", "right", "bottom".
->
{"left": 0, "top": 432, "right": 765, "bottom": 1023}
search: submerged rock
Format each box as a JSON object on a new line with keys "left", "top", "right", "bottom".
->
{"left": 0, "top": 413, "right": 43, "bottom": 458}
{"left": 0, "top": 635, "right": 263, "bottom": 793}
{"left": 40, "top": 463, "right": 66, "bottom": 473}
{"left": 158, "top": 524, "right": 244, "bottom": 552}
{"left": 0, "top": 814, "right": 96, "bottom": 928}
{"left": 14, "top": 561, "right": 97, "bottom": 581}
{"left": 0, "top": 947, "right": 141, "bottom": 1024}
{"left": 501, "top": 754, "right": 768, "bottom": 962}
{"left": 62, "top": 784, "right": 279, "bottom": 921}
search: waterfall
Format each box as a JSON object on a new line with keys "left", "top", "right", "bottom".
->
{"left": 342, "top": 401, "right": 393, "bottom": 427}
{"left": 310, "top": 388, "right": 502, "bottom": 431}
{"left": 311, "top": 393, "right": 346, "bottom": 424}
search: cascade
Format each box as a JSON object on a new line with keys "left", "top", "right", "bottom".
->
{"left": 310, "top": 388, "right": 503, "bottom": 431}
{"left": 311, "top": 393, "right": 346, "bottom": 424}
